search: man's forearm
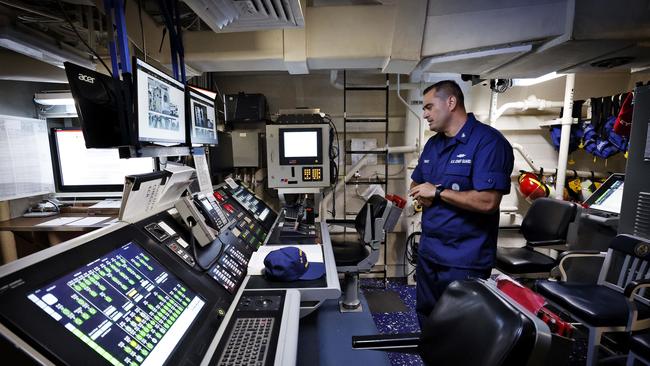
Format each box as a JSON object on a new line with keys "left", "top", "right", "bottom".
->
{"left": 440, "top": 189, "right": 502, "bottom": 214}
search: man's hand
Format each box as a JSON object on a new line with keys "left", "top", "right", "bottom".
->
{"left": 409, "top": 182, "right": 438, "bottom": 200}
{"left": 418, "top": 196, "right": 434, "bottom": 208}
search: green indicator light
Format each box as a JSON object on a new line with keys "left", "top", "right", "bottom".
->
{"left": 105, "top": 296, "right": 112, "bottom": 303}
{"left": 90, "top": 291, "right": 98, "bottom": 297}
{"left": 88, "top": 308, "right": 97, "bottom": 315}
{"left": 81, "top": 313, "right": 90, "bottom": 320}
{"left": 74, "top": 285, "right": 82, "bottom": 292}
{"left": 141, "top": 349, "right": 149, "bottom": 356}
{"left": 74, "top": 318, "right": 83, "bottom": 325}
{"left": 123, "top": 346, "right": 132, "bottom": 354}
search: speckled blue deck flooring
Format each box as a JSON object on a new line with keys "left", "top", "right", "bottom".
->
{"left": 360, "top": 278, "right": 424, "bottom": 366}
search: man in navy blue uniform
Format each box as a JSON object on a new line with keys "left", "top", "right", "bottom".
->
{"left": 409, "top": 80, "right": 514, "bottom": 327}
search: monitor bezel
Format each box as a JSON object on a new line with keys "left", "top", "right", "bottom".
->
{"left": 133, "top": 57, "right": 187, "bottom": 146}
{"left": 49, "top": 128, "right": 154, "bottom": 193}
{"left": 278, "top": 127, "right": 323, "bottom": 165}
{"left": 583, "top": 173, "right": 625, "bottom": 214}
{"left": 0, "top": 225, "right": 220, "bottom": 366}
{"left": 186, "top": 87, "right": 218, "bottom": 146}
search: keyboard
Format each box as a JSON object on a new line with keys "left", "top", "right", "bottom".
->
{"left": 217, "top": 317, "right": 274, "bottom": 366}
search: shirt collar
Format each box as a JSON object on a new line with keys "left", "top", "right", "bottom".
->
{"left": 454, "top": 113, "right": 477, "bottom": 144}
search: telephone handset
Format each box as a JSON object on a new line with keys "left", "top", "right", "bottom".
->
{"left": 176, "top": 194, "right": 220, "bottom": 248}
{"left": 193, "top": 194, "right": 229, "bottom": 231}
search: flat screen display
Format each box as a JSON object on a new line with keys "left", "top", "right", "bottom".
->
{"left": 51, "top": 129, "right": 154, "bottom": 192}
{"left": 188, "top": 88, "right": 218, "bottom": 145}
{"left": 283, "top": 131, "right": 318, "bottom": 158}
{"left": 278, "top": 127, "right": 323, "bottom": 165}
{"left": 584, "top": 174, "right": 625, "bottom": 214}
{"left": 26, "top": 242, "right": 205, "bottom": 366}
{"left": 135, "top": 58, "right": 186, "bottom": 145}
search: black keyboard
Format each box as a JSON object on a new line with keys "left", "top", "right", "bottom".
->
{"left": 217, "top": 317, "right": 274, "bottom": 366}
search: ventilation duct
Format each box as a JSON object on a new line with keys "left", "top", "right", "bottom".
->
{"left": 183, "top": 0, "right": 304, "bottom": 33}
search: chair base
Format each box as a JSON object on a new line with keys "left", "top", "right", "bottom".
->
{"left": 339, "top": 272, "right": 363, "bottom": 313}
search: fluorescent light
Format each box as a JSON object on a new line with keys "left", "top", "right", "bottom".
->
{"left": 512, "top": 72, "right": 564, "bottom": 86}
{"left": 0, "top": 27, "right": 95, "bottom": 69}
{"left": 34, "top": 92, "right": 75, "bottom": 106}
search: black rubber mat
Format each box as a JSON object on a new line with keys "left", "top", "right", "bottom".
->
{"left": 364, "top": 290, "right": 408, "bottom": 313}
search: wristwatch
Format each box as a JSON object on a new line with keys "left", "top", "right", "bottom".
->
{"left": 435, "top": 186, "right": 446, "bottom": 202}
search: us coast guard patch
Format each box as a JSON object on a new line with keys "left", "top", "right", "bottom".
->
{"left": 635, "top": 243, "right": 650, "bottom": 257}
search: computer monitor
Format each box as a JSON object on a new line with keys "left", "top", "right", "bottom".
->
{"left": 279, "top": 128, "right": 323, "bottom": 165}
{"left": 583, "top": 173, "right": 625, "bottom": 214}
{"left": 133, "top": 57, "right": 186, "bottom": 145}
{"left": 186, "top": 87, "right": 218, "bottom": 145}
{"left": 64, "top": 62, "right": 133, "bottom": 148}
{"left": 1, "top": 238, "right": 206, "bottom": 365}
{"left": 50, "top": 128, "right": 154, "bottom": 193}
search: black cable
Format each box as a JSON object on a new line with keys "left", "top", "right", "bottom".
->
{"left": 404, "top": 231, "right": 421, "bottom": 277}
{"left": 55, "top": 0, "right": 113, "bottom": 78}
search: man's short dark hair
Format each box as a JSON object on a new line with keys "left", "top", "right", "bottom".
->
{"left": 423, "top": 80, "right": 465, "bottom": 109}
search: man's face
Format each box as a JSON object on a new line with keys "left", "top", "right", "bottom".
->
{"left": 422, "top": 89, "right": 452, "bottom": 133}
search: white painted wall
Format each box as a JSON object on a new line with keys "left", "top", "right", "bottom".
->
{"left": 212, "top": 69, "right": 650, "bottom": 276}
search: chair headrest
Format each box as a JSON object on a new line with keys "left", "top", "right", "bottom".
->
{"left": 419, "top": 280, "right": 538, "bottom": 366}
{"left": 522, "top": 198, "right": 577, "bottom": 243}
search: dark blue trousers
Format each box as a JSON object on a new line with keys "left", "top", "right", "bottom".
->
{"left": 415, "top": 254, "right": 491, "bottom": 328}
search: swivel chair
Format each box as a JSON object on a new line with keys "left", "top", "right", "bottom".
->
{"left": 536, "top": 234, "right": 650, "bottom": 365}
{"left": 496, "top": 198, "right": 577, "bottom": 278}
{"left": 329, "top": 195, "right": 401, "bottom": 312}
{"left": 352, "top": 280, "right": 553, "bottom": 366}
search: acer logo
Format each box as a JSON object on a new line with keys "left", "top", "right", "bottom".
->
{"left": 78, "top": 73, "right": 95, "bottom": 84}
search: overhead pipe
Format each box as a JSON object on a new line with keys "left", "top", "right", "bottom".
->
{"left": 491, "top": 95, "right": 565, "bottom": 124}
{"left": 555, "top": 74, "right": 575, "bottom": 199}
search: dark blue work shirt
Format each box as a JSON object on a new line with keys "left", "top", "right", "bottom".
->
{"left": 411, "top": 113, "right": 514, "bottom": 270}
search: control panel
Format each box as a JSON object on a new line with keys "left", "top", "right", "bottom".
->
{"left": 266, "top": 123, "right": 331, "bottom": 188}
{"left": 138, "top": 213, "right": 252, "bottom": 296}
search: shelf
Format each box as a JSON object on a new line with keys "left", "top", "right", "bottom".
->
{"left": 344, "top": 86, "right": 388, "bottom": 91}
{"left": 345, "top": 179, "right": 387, "bottom": 185}
{"left": 344, "top": 118, "right": 388, "bottom": 123}
{"left": 345, "top": 150, "right": 388, "bottom": 155}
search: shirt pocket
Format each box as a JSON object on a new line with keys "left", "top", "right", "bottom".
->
{"left": 422, "top": 162, "right": 436, "bottom": 183}
{"left": 443, "top": 164, "right": 472, "bottom": 191}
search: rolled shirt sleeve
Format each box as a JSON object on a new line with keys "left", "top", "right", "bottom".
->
{"left": 471, "top": 134, "right": 514, "bottom": 193}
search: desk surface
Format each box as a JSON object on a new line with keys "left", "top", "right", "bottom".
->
{"left": 0, "top": 213, "right": 116, "bottom": 232}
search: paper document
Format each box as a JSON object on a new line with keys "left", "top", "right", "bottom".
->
{"left": 247, "top": 245, "right": 324, "bottom": 275}
{"left": 65, "top": 217, "right": 112, "bottom": 226}
{"left": 194, "top": 154, "right": 213, "bottom": 195}
{"left": 89, "top": 200, "right": 122, "bottom": 209}
{"left": 36, "top": 217, "right": 84, "bottom": 226}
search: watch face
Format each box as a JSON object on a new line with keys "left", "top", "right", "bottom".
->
{"left": 452, "top": 183, "right": 460, "bottom": 191}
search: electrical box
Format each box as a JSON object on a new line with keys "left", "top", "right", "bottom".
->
{"left": 231, "top": 130, "right": 260, "bottom": 167}
{"left": 266, "top": 124, "right": 330, "bottom": 189}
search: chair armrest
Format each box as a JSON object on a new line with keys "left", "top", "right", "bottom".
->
{"left": 352, "top": 333, "right": 421, "bottom": 354}
{"left": 527, "top": 239, "right": 566, "bottom": 247}
{"left": 624, "top": 279, "right": 650, "bottom": 298}
{"left": 557, "top": 251, "right": 606, "bottom": 281}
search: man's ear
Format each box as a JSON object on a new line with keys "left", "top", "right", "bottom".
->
{"left": 447, "top": 95, "right": 457, "bottom": 111}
